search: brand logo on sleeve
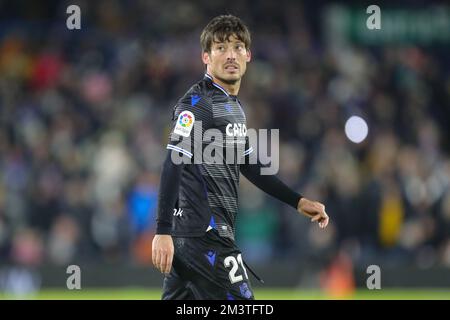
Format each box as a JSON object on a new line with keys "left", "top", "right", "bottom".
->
{"left": 191, "top": 95, "right": 201, "bottom": 106}
{"left": 174, "top": 111, "right": 195, "bottom": 137}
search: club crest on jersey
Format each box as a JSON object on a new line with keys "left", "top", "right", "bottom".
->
{"left": 174, "top": 111, "right": 195, "bottom": 137}
{"left": 226, "top": 123, "right": 247, "bottom": 137}
{"left": 239, "top": 282, "right": 252, "bottom": 299}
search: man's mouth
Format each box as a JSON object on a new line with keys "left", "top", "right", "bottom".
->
{"left": 224, "top": 64, "right": 239, "bottom": 71}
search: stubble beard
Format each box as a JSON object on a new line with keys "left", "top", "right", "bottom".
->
{"left": 215, "top": 72, "right": 241, "bottom": 85}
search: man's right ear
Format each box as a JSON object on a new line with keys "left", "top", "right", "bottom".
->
{"left": 202, "top": 51, "right": 210, "bottom": 65}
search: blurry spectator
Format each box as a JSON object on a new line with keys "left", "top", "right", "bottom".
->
{"left": 127, "top": 171, "right": 159, "bottom": 265}
{"left": 47, "top": 214, "right": 80, "bottom": 265}
{"left": 10, "top": 228, "right": 44, "bottom": 266}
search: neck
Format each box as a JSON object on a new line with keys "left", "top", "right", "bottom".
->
{"left": 207, "top": 72, "right": 240, "bottom": 96}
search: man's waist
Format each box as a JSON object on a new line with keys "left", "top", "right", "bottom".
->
{"left": 171, "top": 212, "right": 236, "bottom": 241}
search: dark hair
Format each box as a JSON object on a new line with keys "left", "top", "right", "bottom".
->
{"left": 200, "top": 15, "right": 251, "bottom": 53}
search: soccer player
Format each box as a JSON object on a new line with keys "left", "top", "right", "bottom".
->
{"left": 152, "top": 15, "right": 329, "bottom": 300}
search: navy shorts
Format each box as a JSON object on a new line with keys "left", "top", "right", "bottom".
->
{"left": 162, "top": 229, "right": 255, "bottom": 300}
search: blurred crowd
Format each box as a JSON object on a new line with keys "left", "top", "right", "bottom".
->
{"left": 0, "top": 0, "right": 449, "bottom": 271}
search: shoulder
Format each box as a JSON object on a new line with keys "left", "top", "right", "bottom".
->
{"left": 177, "top": 78, "right": 214, "bottom": 108}
{"left": 171, "top": 78, "right": 215, "bottom": 122}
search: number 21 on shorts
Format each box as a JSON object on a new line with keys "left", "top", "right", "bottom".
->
{"left": 224, "top": 253, "right": 249, "bottom": 284}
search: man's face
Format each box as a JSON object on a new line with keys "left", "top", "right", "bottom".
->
{"left": 202, "top": 35, "right": 251, "bottom": 85}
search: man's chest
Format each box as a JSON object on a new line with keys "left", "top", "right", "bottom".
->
{"left": 211, "top": 99, "right": 247, "bottom": 138}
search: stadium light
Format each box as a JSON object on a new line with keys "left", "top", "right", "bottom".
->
{"left": 345, "top": 116, "right": 369, "bottom": 143}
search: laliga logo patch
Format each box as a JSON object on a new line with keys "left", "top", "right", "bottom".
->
{"left": 174, "top": 111, "right": 195, "bottom": 137}
{"left": 179, "top": 113, "right": 193, "bottom": 128}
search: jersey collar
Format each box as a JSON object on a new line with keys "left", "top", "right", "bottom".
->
{"left": 204, "top": 73, "right": 230, "bottom": 97}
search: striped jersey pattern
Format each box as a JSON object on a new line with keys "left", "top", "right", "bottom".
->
{"left": 166, "top": 74, "right": 253, "bottom": 240}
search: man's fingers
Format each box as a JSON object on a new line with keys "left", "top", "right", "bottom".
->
{"left": 157, "top": 250, "right": 174, "bottom": 274}
{"left": 151, "top": 235, "right": 174, "bottom": 273}
{"left": 154, "top": 250, "right": 162, "bottom": 272}
{"left": 303, "top": 201, "right": 329, "bottom": 228}
{"left": 164, "top": 251, "right": 174, "bottom": 274}
{"left": 159, "top": 251, "right": 168, "bottom": 274}
{"left": 319, "top": 215, "right": 329, "bottom": 228}
{"left": 161, "top": 251, "right": 170, "bottom": 274}
{"left": 152, "top": 247, "right": 159, "bottom": 268}
{"left": 311, "top": 213, "right": 322, "bottom": 222}
{"left": 311, "top": 212, "right": 328, "bottom": 224}
{"left": 323, "top": 216, "right": 329, "bottom": 228}
{"left": 152, "top": 250, "right": 156, "bottom": 267}
{"left": 152, "top": 238, "right": 159, "bottom": 269}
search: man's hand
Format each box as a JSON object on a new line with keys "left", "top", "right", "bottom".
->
{"left": 298, "top": 197, "right": 329, "bottom": 229}
{"left": 152, "top": 234, "right": 174, "bottom": 275}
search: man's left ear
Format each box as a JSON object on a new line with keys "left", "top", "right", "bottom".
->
{"left": 246, "top": 49, "right": 251, "bottom": 62}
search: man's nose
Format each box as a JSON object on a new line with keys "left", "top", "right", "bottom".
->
{"left": 226, "top": 48, "right": 237, "bottom": 60}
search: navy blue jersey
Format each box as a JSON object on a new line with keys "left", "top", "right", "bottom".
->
{"left": 166, "top": 74, "right": 252, "bottom": 240}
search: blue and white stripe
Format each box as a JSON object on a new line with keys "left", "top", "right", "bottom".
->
{"left": 205, "top": 73, "right": 230, "bottom": 97}
{"left": 167, "top": 144, "right": 193, "bottom": 158}
{"left": 243, "top": 147, "right": 253, "bottom": 156}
